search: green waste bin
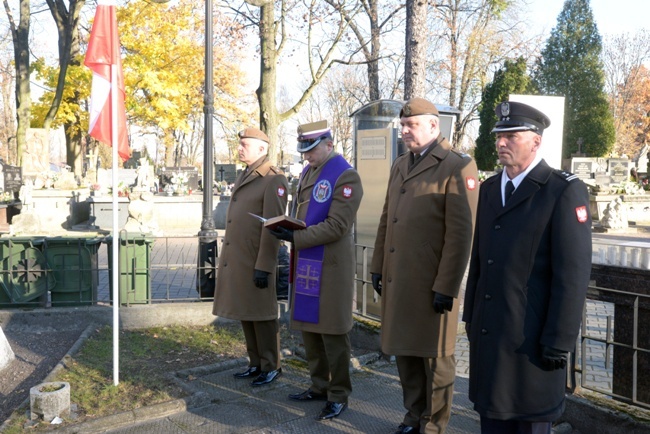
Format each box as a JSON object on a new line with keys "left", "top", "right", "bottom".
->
{"left": 0, "top": 237, "right": 51, "bottom": 308}
{"left": 44, "top": 237, "right": 102, "bottom": 307}
{"left": 106, "top": 234, "right": 154, "bottom": 305}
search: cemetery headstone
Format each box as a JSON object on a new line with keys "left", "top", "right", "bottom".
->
{"left": 215, "top": 164, "right": 237, "bottom": 184}
{"left": 608, "top": 158, "right": 631, "bottom": 184}
{"left": 571, "top": 157, "right": 596, "bottom": 180}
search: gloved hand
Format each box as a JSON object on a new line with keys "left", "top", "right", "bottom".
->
{"left": 541, "top": 345, "right": 568, "bottom": 370}
{"left": 464, "top": 322, "right": 471, "bottom": 337}
{"left": 371, "top": 273, "right": 382, "bottom": 296}
{"left": 253, "top": 269, "right": 270, "bottom": 288}
{"left": 433, "top": 292, "right": 453, "bottom": 314}
{"left": 268, "top": 226, "right": 294, "bottom": 243}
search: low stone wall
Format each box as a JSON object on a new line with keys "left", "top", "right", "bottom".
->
{"left": 21, "top": 190, "right": 229, "bottom": 234}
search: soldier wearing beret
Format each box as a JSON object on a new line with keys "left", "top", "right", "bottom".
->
{"left": 371, "top": 97, "right": 479, "bottom": 433}
{"left": 463, "top": 101, "right": 592, "bottom": 434}
{"left": 268, "top": 120, "right": 363, "bottom": 421}
{"left": 213, "top": 127, "right": 288, "bottom": 387}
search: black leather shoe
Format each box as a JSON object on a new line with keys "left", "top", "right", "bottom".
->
{"left": 233, "top": 366, "right": 260, "bottom": 379}
{"left": 288, "top": 389, "right": 328, "bottom": 401}
{"left": 395, "top": 423, "right": 420, "bottom": 433}
{"left": 316, "top": 401, "right": 347, "bottom": 420}
{"left": 251, "top": 368, "right": 282, "bottom": 386}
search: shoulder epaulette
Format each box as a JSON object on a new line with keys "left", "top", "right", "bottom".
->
{"left": 451, "top": 150, "right": 471, "bottom": 159}
{"left": 553, "top": 169, "right": 579, "bottom": 182}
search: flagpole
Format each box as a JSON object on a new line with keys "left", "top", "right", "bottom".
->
{"left": 111, "top": 63, "right": 120, "bottom": 386}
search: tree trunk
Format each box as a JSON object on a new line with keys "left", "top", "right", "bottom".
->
{"left": 404, "top": 0, "right": 428, "bottom": 99}
{"left": 368, "top": 0, "right": 380, "bottom": 101}
{"left": 256, "top": 0, "right": 279, "bottom": 162}
{"left": 45, "top": 0, "right": 85, "bottom": 177}
{"left": 4, "top": 0, "right": 31, "bottom": 167}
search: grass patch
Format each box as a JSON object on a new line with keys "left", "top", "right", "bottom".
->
{"left": 4, "top": 322, "right": 248, "bottom": 432}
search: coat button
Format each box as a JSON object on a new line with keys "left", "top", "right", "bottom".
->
{"left": 401, "top": 188, "right": 406, "bottom": 194}
{"left": 393, "top": 218, "right": 398, "bottom": 223}
{"left": 227, "top": 220, "right": 231, "bottom": 223}
{"left": 487, "top": 259, "right": 494, "bottom": 265}
{"left": 484, "top": 294, "right": 491, "bottom": 300}
{"left": 481, "top": 329, "right": 487, "bottom": 335}
{"left": 390, "top": 247, "right": 395, "bottom": 252}
{"left": 494, "top": 225, "right": 501, "bottom": 230}
{"left": 223, "top": 262, "right": 228, "bottom": 267}
{"left": 225, "top": 241, "right": 230, "bottom": 246}
{"left": 387, "top": 277, "right": 392, "bottom": 282}
{"left": 232, "top": 197, "right": 236, "bottom": 201}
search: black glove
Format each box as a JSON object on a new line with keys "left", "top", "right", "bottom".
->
{"left": 541, "top": 345, "right": 568, "bottom": 370}
{"left": 268, "top": 226, "right": 294, "bottom": 243}
{"left": 464, "top": 322, "right": 471, "bottom": 337}
{"left": 253, "top": 269, "right": 270, "bottom": 288}
{"left": 433, "top": 292, "right": 453, "bottom": 314}
{"left": 371, "top": 273, "right": 382, "bottom": 296}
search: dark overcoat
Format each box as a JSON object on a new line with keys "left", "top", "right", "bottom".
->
{"left": 290, "top": 152, "right": 363, "bottom": 335}
{"left": 370, "top": 136, "right": 479, "bottom": 357}
{"left": 462, "top": 160, "right": 592, "bottom": 421}
{"left": 213, "top": 157, "right": 288, "bottom": 321}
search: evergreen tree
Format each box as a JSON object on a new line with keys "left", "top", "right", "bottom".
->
{"left": 533, "top": 0, "right": 615, "bottom": 158}
{"left": 475, "top": 57, "right": 532, "bottom": 171}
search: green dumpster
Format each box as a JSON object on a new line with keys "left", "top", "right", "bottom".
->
{"left": 0, "top": 237, "right": 52, "bottom": 308}
{"left": 44, "top": 237, "right": 102, "bottom": 307}
{"left": 106, "top": 234, "right": 154, "bottom": 305}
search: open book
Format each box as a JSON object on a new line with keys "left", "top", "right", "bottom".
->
{"left": 248, "top": 213, "right": 306, "bottom": 230}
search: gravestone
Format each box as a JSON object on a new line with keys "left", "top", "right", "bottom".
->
{"left": 215, "top": 164, "right": 237, "bottom": 184}
{"left": 594, "top": 172, "right": 612, "bottom": 188}
{"left": 571, "top": 157, "right": 597, "bottom": 180}
{"left": 159, "top": 167, "right": 199, "bottom": 191}
{"left": 608, "top": 158, "right": 630, "bottom": 184}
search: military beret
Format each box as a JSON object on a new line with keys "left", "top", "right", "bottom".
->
{"left": 400, "top": 97, "right": 440, "bottom": 118}
{"left": 238, "top": 127, "right": 269, "bottom": 143}
{"left": 297, "top": 120, "right": 332, "bottom": 153}
{"left": 491, "top": 101, "right": 551, "bottom": 135}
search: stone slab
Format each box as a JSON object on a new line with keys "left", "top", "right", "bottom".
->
{"left": 0, "top": 326, "right": 15, "bottom": 371}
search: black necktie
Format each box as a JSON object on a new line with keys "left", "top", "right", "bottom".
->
{"left": 505, "top": 180, "right": 515, "bottom": 204}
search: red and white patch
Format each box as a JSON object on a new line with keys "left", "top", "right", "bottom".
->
{"left": 342, "top": 185, "right": 353, "bottom": 198}
{"left": 466, "top": 177, "right": 477, "bottom": 190}
{"left": 575, "top": 206, "right": 588, "bottom": 223}
{"left": 277, "top": 187, "right": 286, "bottom": 197}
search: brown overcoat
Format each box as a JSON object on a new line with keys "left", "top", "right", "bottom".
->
{"left": 371, "top": 136, "right": 479, "bottom": 357}
{"left": 212, "top": 157, "right": 288, "bottom": 321}
{"left": 290, "top": 152, "right": 363, "bottom": 335}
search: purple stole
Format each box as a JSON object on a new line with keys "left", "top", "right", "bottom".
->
{"left": 293, "top": 154, "right": 352, "bottom": 323}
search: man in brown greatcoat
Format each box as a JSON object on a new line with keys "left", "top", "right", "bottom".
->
{"left": 268, "top": 120, "right": 363, "bottom": 421}
{"left": 212, "top": 127, "right": 288, "bottom": 387}
{"left": 371, "top": 98, "right": 479, "bottom": 434}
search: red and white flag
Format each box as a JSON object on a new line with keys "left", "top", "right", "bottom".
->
{"left": 84, "top": 0, "right": 129, "bottom": 161}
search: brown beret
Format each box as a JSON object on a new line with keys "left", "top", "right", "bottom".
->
{"left": 238, "top": 127, "right": 269, "bottom": 143}
{"left": 400, "top": 97, "right": 439, "bottom": 118}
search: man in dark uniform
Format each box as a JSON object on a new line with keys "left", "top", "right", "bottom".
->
{"left": 268, "top": 121, "right": 363, "bottom": 421}
{"left": 371, "top": 98, "right": 479, "bottom": 434}
{"left": 212, "top": 127, "right": 288, "bottom": 387}
{"left": 463, "top": 101, "right": 592, "bottom": 434}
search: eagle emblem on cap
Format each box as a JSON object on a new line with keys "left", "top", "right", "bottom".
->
{"left": 402, "top": 103, "right": 412, "bottom": 116}
{"left": 500, "top": 102, "right": 510, "bottom": 117}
